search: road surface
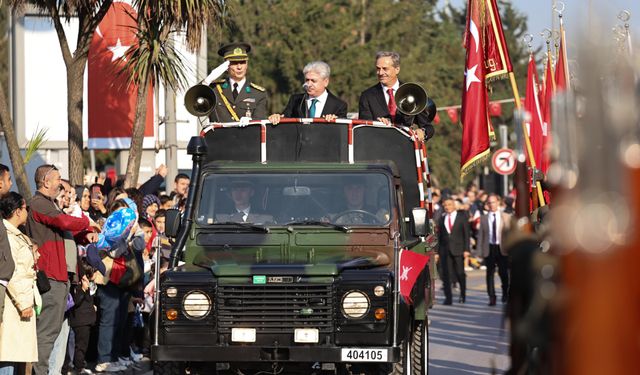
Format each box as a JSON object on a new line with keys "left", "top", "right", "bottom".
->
{"left": 429, "top": 269, "right": 511, "bottom": 374}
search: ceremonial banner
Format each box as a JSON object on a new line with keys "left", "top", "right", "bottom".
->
{"left": 399, "top": 249, "right": 430, "bottom": 304}
{"left": 524, "top": 55, "right": 544, "bottom": 170}
{"left": 87, "top": 1, "right": 154, "bottom": 149}
{"left": 555, "top": 23, "right": 570, "bottom": 92}
{"left": 460, "top": 0, "right": 491, "bottom": 179}
{"left": 541, "top": 50, "right": 555, "bottom": 174}
{"left": 484, "top": 0, "right": 514, "bottom": 81}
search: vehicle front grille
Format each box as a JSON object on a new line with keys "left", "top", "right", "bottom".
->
{"left": 217, "top": 284, "right": 334, "bottom": 334}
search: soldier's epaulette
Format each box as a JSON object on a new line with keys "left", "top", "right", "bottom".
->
{"left": 250, "top": 83, "right": 266, "bottom": 92}
{"left": 211, "top": 79, "right": 226, "bottom": 85}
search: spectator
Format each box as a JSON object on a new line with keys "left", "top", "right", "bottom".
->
{"left": 0, "top": 192, "right": 41, "bottom": 374}
{"left": 173, "top": 173, "right": 190, "bottom": 198}
{"left": 0, "top": 164, "right": 15, "bottom": 327}
{"left": 139, "top": 164, "right": 167, "bottom": 196}
{"left": 159, "top": 195, "right": 173, "bottom": 210}
{"left": 88, "top": 183, "right": 108, "bottom": 224}
{"left": 142, "top": 194, "right": 161, "bottom": 220}
{"left": 69, "top": 260, "right": 98, "bottom": 375}
{"left": 125, "top": 188, "right": 144, "bottom": 218}
{"left": 154, "top": 209, "right": 166, "bottom": 235}
{"left": 25, "top": 164, "right": 93, "bottom": 375}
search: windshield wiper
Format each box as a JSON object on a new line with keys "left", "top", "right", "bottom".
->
{"left": 214, "top": 222, "right": 270, "bottom": 233}
{"left": 285, "top": 220, "right": 351, "bottom": 233}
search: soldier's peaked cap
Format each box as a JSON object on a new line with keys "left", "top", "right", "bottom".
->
{"left": 218, "top": 42, "right": 251, "bottom": 62}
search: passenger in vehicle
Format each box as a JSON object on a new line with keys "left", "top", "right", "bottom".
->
{"left": 332, "top": 178, "right": 387, "bottom": 225}
{"left": 215, "top": 180, "right": 273, "bottom": 224}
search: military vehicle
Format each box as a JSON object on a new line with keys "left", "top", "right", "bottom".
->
{"left": 152, "top": 110, "right": 436, "bottom": 374}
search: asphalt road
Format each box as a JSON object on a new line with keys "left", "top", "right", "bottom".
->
{"left": 428, "top": 269, "right": 511, "bottom": 374}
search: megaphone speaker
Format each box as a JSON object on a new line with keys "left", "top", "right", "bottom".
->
{"left": 395, "top": 83, "right": 428, "bottom": 116}
{"left": 184, "top": 84, "right": 217, "bottom": 117}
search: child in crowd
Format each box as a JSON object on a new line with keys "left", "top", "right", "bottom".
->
{"left": 69, "top": 260, "right": 98, "bottom": 375}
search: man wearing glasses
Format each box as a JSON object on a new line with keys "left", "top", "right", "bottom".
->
{"left": 477, "top": 194, "right": 512, "bottom": 306}
{"left": 26, "top": 164, "right": 96, "bottom": 375}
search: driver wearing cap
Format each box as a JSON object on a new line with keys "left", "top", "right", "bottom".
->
{"left": 209, "top": 42, "right": 268, "bottom": 123}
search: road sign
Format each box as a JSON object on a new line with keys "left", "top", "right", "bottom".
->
{"left": 491, "top": 148, "right": 516, "bottom": 175}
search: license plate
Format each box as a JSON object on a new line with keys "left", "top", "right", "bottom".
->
{"left": 340, "top": 348, "right": 388, "bottom": 362}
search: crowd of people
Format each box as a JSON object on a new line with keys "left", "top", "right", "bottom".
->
{"left": 0, "top": 163, "right": 189, "bottom": 374}
{"left": 431, "top": 185, "right": 515, "bottom": 306}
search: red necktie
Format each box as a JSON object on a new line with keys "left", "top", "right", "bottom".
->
{"left": 447, "top": 214, "right": 453, "bottom": 233}
{"left": 387, "top": 88, "right": 397, "bottom": 120}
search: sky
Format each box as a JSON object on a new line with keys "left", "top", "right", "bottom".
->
{"left": 438, "top": 0, "right": 640, "bottom": 53}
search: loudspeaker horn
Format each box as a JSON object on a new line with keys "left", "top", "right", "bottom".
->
{"left": 184, "top": 84, "right": 217, "bottom": 117}
{"left": 395, "top": 83, "right": 428, "bottom": 116}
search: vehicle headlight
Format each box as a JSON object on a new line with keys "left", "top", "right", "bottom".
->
{"left": 182, "top": 291, "right": 212, "bottom": 320}
{"left": 341, "top": 290, "right": 370, "bottom": 318}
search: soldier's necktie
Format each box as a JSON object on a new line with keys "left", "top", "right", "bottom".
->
{"left": 491, "top": 212, "right": 497, "bottom": 244}
{"left": 387, "top": 88, "right": 397, "bottom": 120}
{"left": 232, "top": 83, "right": 239, "bottom": 100}
{"left": 309, "top": 98, "right": 319, "bottom": 118}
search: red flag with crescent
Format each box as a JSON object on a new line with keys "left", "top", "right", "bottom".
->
{"left": 88, "top": 1, "right": 154, "bottom": 149}
{"left": 460, "top": 0, "right": 491, "bottom": 179}
{"left": 541, "top": 51, "right": 555, "bottom": 174}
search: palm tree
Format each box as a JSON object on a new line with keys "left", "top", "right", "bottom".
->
{"left": 6, "top": 0, "right": 114, "bottom": 186}
{"left": 122, "top": 0, "right": 225, "bottom": 188}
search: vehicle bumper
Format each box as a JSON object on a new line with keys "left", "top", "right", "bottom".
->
{"left": 152, "top": 344, "right": 401, "bottom": 363}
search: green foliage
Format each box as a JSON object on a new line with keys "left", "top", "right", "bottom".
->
{"left": 22, "top": 125, "right": 48, "bottom": 164}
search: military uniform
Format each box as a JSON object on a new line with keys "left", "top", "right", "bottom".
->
{"left": 209, "top": 78, "right": 267, "bottom": 122}
{"left": 208, "top": 42, "right": 268, "bottom": 122}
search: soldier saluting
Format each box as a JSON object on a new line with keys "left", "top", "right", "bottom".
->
{"left": 209, "top": 42, "right": 268, "bottom": 122}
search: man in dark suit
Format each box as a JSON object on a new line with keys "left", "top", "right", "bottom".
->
{"left": 269, "top": 61, "right": 347, "bottom": 124}
{"left": 215, "top": 179, "right": 273, "bottom": 224}
{"left": 437, "top": 196, "right": 471, "bottom": 304}
{"left": 477, "top": 194, "right": 512, "bottom": 306}
{"left": 358, "top": 51, "right": 435, "bottom": 141}
{"left": 209, "top": 42, "right": 268, "bottom": 122}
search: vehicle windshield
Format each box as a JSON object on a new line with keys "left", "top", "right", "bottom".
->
{"left": 195, "top": 172, "right": 392, "bottom": 227}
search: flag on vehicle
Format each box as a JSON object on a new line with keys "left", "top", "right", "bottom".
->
{"left": 399, "top": 249, "right": 430, "bottom": 304}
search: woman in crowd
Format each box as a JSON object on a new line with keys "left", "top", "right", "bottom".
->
{"left": 0, "top": 192, "right": 41, "bottom": 375}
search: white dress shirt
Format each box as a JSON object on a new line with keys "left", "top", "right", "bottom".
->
{"left": 307, "top": 90, "right": 328, "bottom": 117}
{"left": 445, "top": 211, "right": 457, "bottom": 234}
{"left": 381, "top": 80, "right": 400, "bottom": 105}
{"left": 229, "top": 77, "right": 247, "bottom": 95}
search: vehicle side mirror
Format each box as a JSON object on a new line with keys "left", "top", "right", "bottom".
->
{"left": 165, "top": 209, "right": 182, "bottom": 238}
{"left": 411, "top": 207, "right": 429, "bottom": 237}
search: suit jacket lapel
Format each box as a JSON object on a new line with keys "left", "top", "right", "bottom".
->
{"left": 374, "top": 85, "right": 389, "bottom": 117}
{"left": 321, "top": 92, "right": 337, "bottom": 116}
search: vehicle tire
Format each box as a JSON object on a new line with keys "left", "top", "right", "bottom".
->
{"left": 153, "top": 361, "right": 185, "bottom": 375}
{"left": 410, "top": 320, "right": 428, "bottom": 375}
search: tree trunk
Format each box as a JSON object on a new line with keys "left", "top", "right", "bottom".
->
{"left": 0, "top": 81, "right": 32, "bottom": 201}
{"left": 67, "top": 58, "right": 87, "bottom": 186}
{"left": 124, "top": 75, "right": 151, "bottom": 188}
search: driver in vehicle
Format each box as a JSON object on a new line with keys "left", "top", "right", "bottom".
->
{"left": 215, "top": 179, "right": 273, "bottom": 224}
{"left": 332, "top": 178, "right": 388, "bottom": 224}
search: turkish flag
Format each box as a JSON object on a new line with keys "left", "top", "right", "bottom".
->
{"left": 524, "top": 54, "right": 544, "bottom": 170}
{"left": 484, "top": 0, "right": 514, "bottom": 81}
{"left": 88, "top": 1, "right": 154, "bottom": 149}
{"left": 540, "top": 52, "right": 555, "bottom": 174}
{"left": 399, "top": 249, "right": 430, "bottom": 304}
{"left": 555, "top": 25, "right": 569, "bottom": 92}
{"left": 460, "top": 0, "right": 491, "bottom": 178}
{"left": 446, "top": 108, "right": 459, "bottom": 124}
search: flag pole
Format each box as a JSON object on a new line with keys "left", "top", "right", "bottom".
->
{"left": 508, "top": 72, "right": 546, "bottom": 207}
